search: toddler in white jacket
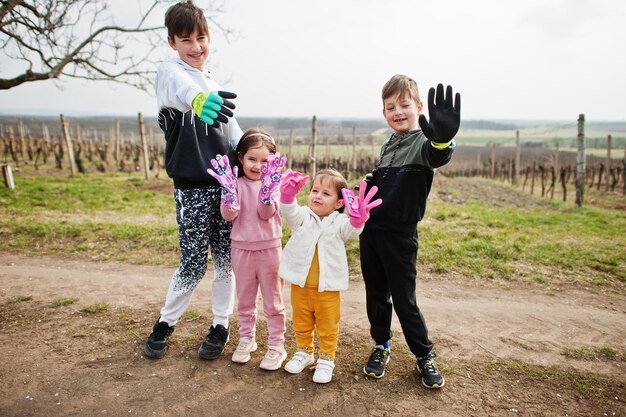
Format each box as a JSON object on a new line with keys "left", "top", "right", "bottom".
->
{"left": 279, "top": 169, "right": 381, "bottom": 383}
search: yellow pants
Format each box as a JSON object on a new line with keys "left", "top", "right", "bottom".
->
{"left": 290, "top": 247, "right": 340, "bottom": 360}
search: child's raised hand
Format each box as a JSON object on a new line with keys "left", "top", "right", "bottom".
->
{"left": 259, "top": 152, "right": 288, "bottom": 205}
{"left": 192, "top": 91, "right": 237, "bottom": 125}
{"left": 279, "top": 169, "right": 309, "bottom": 204}
{"left": 342, "top": 181, "right": 383, "bottom": 228}
{"left": 418, "top": 84, "right": 461, "bottom": 144}
{"left": 207, "top": 154, "right": 238, "bottom": 208}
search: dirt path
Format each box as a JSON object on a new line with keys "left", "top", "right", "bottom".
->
{"left": 1, "top": 253, "right": 624, "bottom": 416}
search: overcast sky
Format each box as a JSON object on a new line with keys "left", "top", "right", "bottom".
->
{"left": 1, "top": 0, "right": 624, "bottom": 121}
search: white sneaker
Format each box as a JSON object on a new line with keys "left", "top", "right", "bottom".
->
{"left": 313, "top": 356, "right": 335, "bottom": 384}
{"left": 231, "top": 336, "right": 257, "bottom": 363}
{"left": 284, "top": 349, "right": 315, "bottom": 374}
{"left": 259, "top": 345, "right": 287, "bottom": 370}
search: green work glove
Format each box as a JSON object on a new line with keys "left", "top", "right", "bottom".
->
{"left": 192, "top": 91, "right": 237, "bottom": 125}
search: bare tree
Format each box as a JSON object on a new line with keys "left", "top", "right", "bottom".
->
{"left": 0, "top": 0, "right": 230, "bottom": 91}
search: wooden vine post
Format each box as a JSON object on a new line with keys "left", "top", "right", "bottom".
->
{"left": 605, "top": 134, "right": 611, "bottom": 192}
{"left": 552, "top": 143, "right": 560, "bottom": 199}
{"left": 514, "top": 130, "right": 520, "bottom": 186}
{"left": 352, "top": 127, "right": 357, "bottom": 176}
{"left": 311, "top": 115, "right": 317, "bottom": 176}
{"left": 490, "top": 143, "right": 496, "bottom": 179}
{"left": 575, "top": 114, "right": 585, "bottom": 208}
{"left": 138, "top": 113, "right": 150, "bottom": 180}
{"left": 18, "top": 119, "right": 26, "bottom": 161}
{"left": 287, "top": 129, "right": 294, "bottom": 170}
{"left": 114, "top": 120, "right": 121, "bottom": 169}
{"left": 60, "top": 114, "right": 77, "bottom": 175}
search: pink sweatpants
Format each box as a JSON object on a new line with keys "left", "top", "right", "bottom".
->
{"left": 232, "top": 246, "right": 286, "bottom": 346}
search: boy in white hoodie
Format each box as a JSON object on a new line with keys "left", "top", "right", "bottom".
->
{"left": 144, "top": 0, "right": 243, "bottom": 361}
{"left": 279, "top": 169, "right": 381, "bottom": 383}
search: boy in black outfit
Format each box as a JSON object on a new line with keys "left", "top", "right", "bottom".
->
{"left": 360, "top": 75, "right": 460, "bottom": 389}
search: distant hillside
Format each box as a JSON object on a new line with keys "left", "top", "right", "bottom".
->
{"left": 461, "top": 120, "right": 518, "bottom": 130}
{"left": 0, "top": 115, "right": 624, "bottom": 146}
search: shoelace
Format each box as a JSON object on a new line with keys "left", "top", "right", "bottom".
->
{"left": 237, "top": 339, "right": 254, "bottom": 351}
{"left": 265, "top": 349, "right": 282, "bottom": 359}
{"left": 421, "top": 357, "right": 438, "bottom": 374}
{"left": 370, "top": 348, "right": 387, "bottom": 364}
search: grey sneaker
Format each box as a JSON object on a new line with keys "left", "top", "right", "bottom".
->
{"left": 417, "top": 352, "right": 445, "bottom": 389}
{"left": 363, "top": 345, "right": 390, "bottom": 378}
{"left": 198, "top": 325, "right": 229, "bottom": 360}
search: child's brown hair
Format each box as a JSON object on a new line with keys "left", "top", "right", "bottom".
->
{"left": 234, "top": 128, "right": 277, "bottom": 177}
{"left": 381, "top": 74, "right": 422, "bottom": 106}
{"left": 165, "top": 0, "right": 209, "bottom": 39}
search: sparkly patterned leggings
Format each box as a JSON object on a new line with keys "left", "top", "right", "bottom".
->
{"left": 159, "top": 187, "right": 235, "bottom": 327}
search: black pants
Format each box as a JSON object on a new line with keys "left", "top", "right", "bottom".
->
{"left": 359, "top": 228, "right": 433, "bottom": 358}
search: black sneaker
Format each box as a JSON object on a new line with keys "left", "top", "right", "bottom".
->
{"left": 363, "top": 345, "right": 390, "bottom": 378}
{"left": 198, "top": 324, "right": 229, "bottom": 360}
{"left": 417, "top": 352, "right": 445, "bottom": 389}
{"left": 144, "top": 319, "right": 175, "bottom": 359}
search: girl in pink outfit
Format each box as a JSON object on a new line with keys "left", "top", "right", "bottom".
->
{"left": 207, "top": 128, "right": 287, "bottom": 370}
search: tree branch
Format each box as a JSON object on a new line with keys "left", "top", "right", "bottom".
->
{"left": 0, "top": 0, "right": 232, "bottom": 92}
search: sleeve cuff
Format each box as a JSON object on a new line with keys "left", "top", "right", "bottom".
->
{"left": 430, "top": 139, "right": 456, "bottom": 150}
{"left": 191, "top": 92, "right": 208, "bottom": 116}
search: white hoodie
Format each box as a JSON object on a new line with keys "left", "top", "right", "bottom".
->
{"left": 155, "top": 57, "right": 242, "bottom": 147}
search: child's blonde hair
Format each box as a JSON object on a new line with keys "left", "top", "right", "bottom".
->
{"left": 312, "top": 169, "right": 348, "bottom": 213}
{"left": 382, "top": 74, "right": 421, "bottom": 106}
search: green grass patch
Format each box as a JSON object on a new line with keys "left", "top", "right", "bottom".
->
{"left": 1, "top": 173, "right": 172, "bottom": 215}
{"left": 181, "top": 309, "right": 202, "bottom": 321}
{"left": 9, "top": 295, "right": 32, "bottom": 303}
{"left": 483, "top": 360, "right": 614, "bottom": 398}
{"left": 563, "top": 346, "right": 621, "bottom": 361}
{"left": 1, "top": 173, "right": 624, "bottom": 291}
{"left": 563, "top": 347, "right": 597, "bottom": 361}
{"left": 421, "top": 195, "right": 626, "bottom": 287}
{"left": 597, "top": 347, "right": 619, "bottom": 360}
{"left": 0, "top": 173, "right": 179, "bottom": 265}
{"left": 80, "top": 302, "right": 108, "bottom": 314}
{"left": 51, "top": 297, "right": 79, "bottom": 307}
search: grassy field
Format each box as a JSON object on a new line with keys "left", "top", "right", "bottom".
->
{"left": 1, "top": 170, "right": 624, "bottom": 292}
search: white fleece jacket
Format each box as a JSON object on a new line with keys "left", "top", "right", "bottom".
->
{"left": 279, "top": 201, "right": 362, "bottom": 292}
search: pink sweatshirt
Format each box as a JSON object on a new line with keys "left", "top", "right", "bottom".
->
{"left": 220, "top": 177, "right": 282, "bottom": 251}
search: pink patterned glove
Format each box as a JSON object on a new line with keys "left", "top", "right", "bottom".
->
{"left": 279, "top": 169, "right": 309, "bottom": 204}
{"left": 342, "top": 180, "right": 382, "bottom": 228}
{"left": 259, "top": 152, "right": 287, "bottom": 205}
{"left": 207, "top": 154, "right": 238, "bottom": 208}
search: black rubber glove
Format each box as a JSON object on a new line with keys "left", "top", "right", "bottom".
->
{"left": 418, "top": 84, "right": 461, "bottom": 143}
{"left": 214, "top": 91, "right": 237, "bottom": 124}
